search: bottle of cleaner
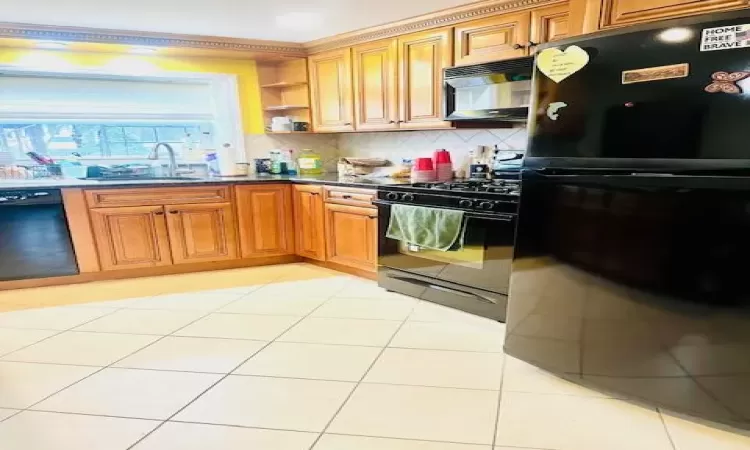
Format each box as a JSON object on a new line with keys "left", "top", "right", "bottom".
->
{"left": 297, "top": 149, "right": 323, "bottom": 175}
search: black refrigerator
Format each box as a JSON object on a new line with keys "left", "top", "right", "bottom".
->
{"left": 505, "top": 9, "right": 750, "bottom": 428}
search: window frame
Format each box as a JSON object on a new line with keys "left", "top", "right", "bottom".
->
{"left": 0, "top": 63, "right": 245, "bottom": 164}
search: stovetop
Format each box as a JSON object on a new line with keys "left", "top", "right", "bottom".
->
{"left": 377, "top": 178, "right": 520, "bottom": 215}
{"left": 410, "top": 179, "right": 521, "bottom": 195}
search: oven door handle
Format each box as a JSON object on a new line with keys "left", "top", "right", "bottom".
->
{"left": 373, "top": 200, "right": 515, "bottom": 222}
{"left": 390, "top": 275, "right": 498, "bottom": 305}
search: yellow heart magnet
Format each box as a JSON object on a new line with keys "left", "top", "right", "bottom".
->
{"left": 537, "top": 45, "right": 590, "bottom": 83}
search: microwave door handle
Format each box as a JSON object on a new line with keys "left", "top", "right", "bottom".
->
{"left": 389, "top": 275, "right": 497, "bottom": 304}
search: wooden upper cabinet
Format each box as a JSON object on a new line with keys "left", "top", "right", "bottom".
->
{"left": 352, "top": 39, "right": 400, "bottom": 131}
{"left": 454, "top": 12, "right": 531, "bottom": 65}
{"left": 599, "top": 0, "right": 746, "bottom": 28}
{"left": 292, "top": 185, "right": 327, "bottom": 261}
{"left": 89, "top": 206, "right": 172, "bottom": 271}
{"left": 165, "top": 202, "right": 238, "bottom": 265}
{"left": 324, "top": 203, "right": 378, "bottom": 272}
{"left": 530, "top": 4, "right": 570, "bottom": 49}
{"left": 235, "top": 184, "right": 295, "bottom": 258}
{"left": 308, "top": 49, "right": 355, "bottom": 132}
{"left": 398, "top": 28, "right": 454, "bottom": 129}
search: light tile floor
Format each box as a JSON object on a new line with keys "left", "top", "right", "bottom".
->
{"left": 0, "top": 263, "right": 749, "bottom": 450}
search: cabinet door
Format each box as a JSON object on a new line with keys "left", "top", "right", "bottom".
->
{"left": 308, "top": 49, "right": 355, "bottom": 132}
{"left": 165, "top": 203, "right": 238, "bottom": 265}
{"left": 530, "top": 4, "right": 570, "bottom": 51}
{"left": 90, "top": 206, "right": 172, "bottom": 271}
{"left": 454, "top": 12, "right": 531, "bottom": 65}
{"left": 398, "top": 28, "right": 454, "bottom": 130}
{"left": 292, "top": 185, "right": 326, "bottom": 261}
{"left": 352, "top": 39, "right": 400, "bottom": 131}
{"left": 600, "top": 0, "right": 746, "bottom": 28}
{"left": 235, "top": 184, "right": 295, "bottom": 258}
{"left": 324, "top": 203, "right": 378, "bottom": 272}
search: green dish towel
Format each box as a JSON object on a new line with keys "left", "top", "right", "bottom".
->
{"left": 386, "top": 204, "right": 466, "bottom": 251}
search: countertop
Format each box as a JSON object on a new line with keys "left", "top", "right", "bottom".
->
{"left": 0, "top": 174, "right": 414, "bottom": 190}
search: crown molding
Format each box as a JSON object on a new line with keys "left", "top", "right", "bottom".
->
{"left": 304, "top": 0, "right": 563, "bottom": 54}
{"left": 0, "top": 22, "right": 307, "bottom": 57}
{"left": 0, "top": 0, "right": 564, "bottom": 59}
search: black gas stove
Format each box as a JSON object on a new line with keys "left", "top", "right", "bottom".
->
{"left": 375, "top": 178, "right": 519, "bottom": 322}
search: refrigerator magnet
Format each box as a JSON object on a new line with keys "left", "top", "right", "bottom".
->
{"left": 621, "top": 63, "right": 689, "bottom": 84}
{"left": 704, "top": 71, "right": 750, "bottom": 94}
{"left": 537, "top": 45, "right": 589, "bottom": 83}
{"left": 546, "top": 102, "right": 568, "bottom": 121}
{"left": 701, "top": 24, "right": 750, "bottom": 51}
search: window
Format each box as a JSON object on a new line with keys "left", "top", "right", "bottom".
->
{"left": 0, "top": 69, "right": 244, "bottom": 163}
{"left": 0, "top": 123, "right": 212, "bottom": 159}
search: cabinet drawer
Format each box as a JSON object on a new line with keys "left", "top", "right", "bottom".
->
{"left": 85, "top": 185, "right": 231, "bottom": 208}
{"left": 323, "top": 186, "right": 376, "bottom": 208}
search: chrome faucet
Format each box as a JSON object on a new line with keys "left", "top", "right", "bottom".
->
{"left": 148, "top": 142, "right": 178, "bottom": 177}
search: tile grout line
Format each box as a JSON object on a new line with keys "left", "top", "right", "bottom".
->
{"left": 305, "top": 302, "right": 415, "bottom": 450}
{"left": 11, "top": 303, "right": 229, "bottom": 421}
{"left": 657, "top": 408, "right": 679, "bottom": 450}
{"left": 0, "top": 305, "right": 136, "bottom": 424}
{"left": 119, "top": 275, "right": 356, "bottom": 449}
{"left": 121, "top": 300, "right": 317, "bottom": 450}
{"left": 0, "top": 306, "right": 134, "bottom": 425}
{"left": 491, "top": 351, "right": 508, "bottom": 449}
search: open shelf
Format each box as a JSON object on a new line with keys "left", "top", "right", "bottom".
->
{"left": 260, "top": 81, "right": 308, "bottom": 88}
{"left": 264, "top": 105, "right": 309, "bottom": 111}
{"left": 266, "top": 131, "right": 315, "bottom": 134}
{"left": 258, "top": 58, "right": 311, "bottom": 129}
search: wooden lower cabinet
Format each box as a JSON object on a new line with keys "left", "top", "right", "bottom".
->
{"left": 324, "top": 203, "right": 378, "bottom": 272}
{"left": 89, "top": 205, "right": 173, "bottom": 271}
{"left": 165, "top": 202, "right": 238, "bottom": 265}
{"left": 235, "top": 184, "right": 295, "bottom": 258}
{"left": 292, "top": 185, "right": 327, "bottom": 261}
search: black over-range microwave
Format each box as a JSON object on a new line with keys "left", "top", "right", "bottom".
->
{"left": 443, "top": 56, "right": 534, "bottom": 122}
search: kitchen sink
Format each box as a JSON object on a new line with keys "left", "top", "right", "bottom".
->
{"left": 81, "top": 176, "right": 203, "bottom": 181}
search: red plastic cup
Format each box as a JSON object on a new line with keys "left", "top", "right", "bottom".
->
{"left": 414, "top": 157, "right": 434, "bottom": 171}
{"left": 433, "top": 149, "right": 451, "bottom": 164}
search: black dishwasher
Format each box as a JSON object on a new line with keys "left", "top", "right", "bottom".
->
{"left": 0, "top": 189, "right": 79, "bottom": 281}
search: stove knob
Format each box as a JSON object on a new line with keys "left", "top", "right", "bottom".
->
{"left": 458, "top": 199, "right": 473, "bottom": 208}
{"left": 402, "top": 193, "right": 415, "bottom": 201}
{"left": 478, "top": 201, "right": 494, "bottom": 210}
{"left": 386, "top": 192, "right": 399, "bottom": 201}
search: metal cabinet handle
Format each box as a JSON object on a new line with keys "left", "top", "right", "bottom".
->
{"left": 344, "top": 122, "right": 352, "bottom": 126}
{"left": 168, "top": 210, "right": 178, "bottom": 214}
{"left": 527, "top": 41, "right": 539, "bottom": 47}
{"left": 513, "top": 43, "right": 525, "bottom": 50}
{"left": 389, "top": 120, "right": 396, "bottom": 124}
{"left": 342, "top": 195, "right": 352, "bottom": 199}
{"left": 154, "top": 211, "right": 165, "bottom": 216}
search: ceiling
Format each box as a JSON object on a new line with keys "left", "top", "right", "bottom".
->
{"left": 2, "top": 0, "right": 480, "bottom": 43}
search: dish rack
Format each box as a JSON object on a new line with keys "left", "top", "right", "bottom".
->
{"left": 0, "top": 164, "right": 63, "bottom": 180}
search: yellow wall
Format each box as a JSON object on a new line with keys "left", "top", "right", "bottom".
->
{"left": 0, "top": 47, "right": 264, "bottom": 134}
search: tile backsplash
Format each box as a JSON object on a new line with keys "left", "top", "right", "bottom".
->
{"left": 244, "top": 127, "right": 528, "bottom": 175}
{"left": 244, "top": 133, "right": 340, "bottom": 171}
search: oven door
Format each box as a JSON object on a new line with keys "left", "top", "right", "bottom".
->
{"left": 376, "top": 200, "right": 516, "bottom": 295}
